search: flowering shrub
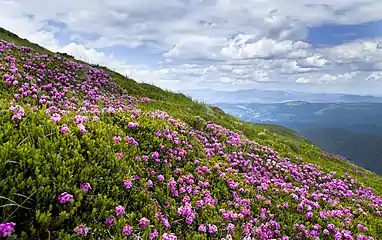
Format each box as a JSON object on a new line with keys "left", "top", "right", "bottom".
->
{"left": 0, "top": 38, "right": 382, "bottom": 240}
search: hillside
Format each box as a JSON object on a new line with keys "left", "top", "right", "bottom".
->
{"left": 1, "top": 28, "right": 382, "bottom": 239}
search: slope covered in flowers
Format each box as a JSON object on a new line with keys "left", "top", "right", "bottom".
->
{"left": 1, "top": 33, "right": 382, "bottom": 240}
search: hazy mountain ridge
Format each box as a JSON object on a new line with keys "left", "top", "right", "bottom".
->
{"left": 186, "top": 88, "right": 382, "bottom": 104}
{"left": 215, "top": 101, "right": 382, "bottom": 174}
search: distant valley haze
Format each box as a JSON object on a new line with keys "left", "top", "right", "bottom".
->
{"left": 186, "top": 89, "right": 382, "bottom": 175}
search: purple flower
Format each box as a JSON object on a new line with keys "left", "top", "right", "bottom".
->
{"left": 80, "top": 182, "right": 91, "bottom": 191}
{"left": 58, "top": 192, "right": 73, "bottom": 205}
{"left": 77, "top": 123, "right": 86, "bottom": 134}
{"left": 113, "top": 136, "right": 121, "bottom": 143}
{"left": 50, "top": 113, "right": 61, "bottom": 123}
{"left": 226, "top": 223, "right": 235, "bottom": 233}
{"left": 208, "top": 224, "right": 217, "bottom": 234}
{"left": 123, "top": 179, "right": 133, "bottom": 189}
{"left": 128, "top": 122, "right": 139, "bottom": 128}
{"left": 0, "top": 222, "right": 16, "bottom": 237}
{"left": 115, "top": 205, "right": 125, "bottom": 216}
{"left": 147, "top": 180, "right": 153, "bottom": 188}
{"left": 357, "top": 224, "right": 368, "bottom": 232}
{"left": 105, "top": 216, "right": 115, "bottom": 228}
{"left": 162, "top": 233, "right": 177, "bottom": 240}
{"left": 305, "top": 211, "right": 313, "bottom": 219}
{"left": 158, "top": 175, "right": 165, "bottom": 182}
{"left": 115, "top": 152, "right": 123, "bottom": 159}
{"left": 74, "top": 224, "right": 89, "bottom": 236}
{"left": 155, "top": 130, "right": 162, "bottom": 137}
{"left": 122, "top": 225, "right": 133, "bottom": 236}
{"left": 60, "top": 124, "right": 70, "bottom": 134}
{"left": 139, "top": 217, "right": 150, "bottom": 229}
{"left": 198, "top": 224, "right": 207, "bottom": 233}
{"left": 150, "top": 229, "right": 159, "bottom": 240}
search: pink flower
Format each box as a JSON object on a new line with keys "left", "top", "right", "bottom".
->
{"left": 74, "top": 224, "right": 89, "bottom": 236}
{"left": 158, "top": 175, "right": 165, "bottom": 182}
{"left": 162, "top": 233, "right": 177, "bottom": 240}
{"left": 150, "top": 229, "right": 159, "bottom": 239}
{"left": 116, "top": 152, "right": 123, "bottom": 159}
{"left": 60, "top": 124, "right": 70, "bottom": 134}
{"left": 115, "top": 205, "right": 125, "bottom": 216}
{"left": 139, "top": 217, "right": 150, "bottom": 229}
{"left": 50, "top": 113, "right": 61, "bottom": 123}
{"left": 80, "top": 182, "right": 91, "bottom": 191}
{"left": 208, "top": 224, "right": 217, "bottom": 234}
{"left": 357, "top": 224, "right": 368, "bottom": 232}
{"left": 105, "top": 216, "right": 115, "bottom": 228}
{"left": 0, "top": 222, "right": 16, "bottom": 237}
{"left": 198, "top": 224, "right": 207, "bottom": 233}
{"left": 113, "top": 136, "right": 121, "bottom": 143}
{"left": 58, "top": 192, "right": 73, "bottom": 205}
{"left": 122, "top": 225, "right": 133, "bottom": 236}
{"left": 155, "top": 130, "right": 162, "bottom": 137}
{"left": 128, "top": 122, "right": 139, "bottom": 128}
{"left": 226, "top": 223, "right": 235, "bottom": 233}
{"left": 77, "top": 124, "right": 86, "bottom": 134}
{"left": 123, "top": 179, "right": 133, "bottom": 189}
{"left": 147, "top": 180, "right": 153, "bottom": 188}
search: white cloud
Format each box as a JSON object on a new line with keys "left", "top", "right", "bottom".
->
{"left": 366, "top": 72, "right": 382, "bottom": 81}
{"left": 298, "top": 55, "right": 328, "bottom": 68}
{"left": 1, "top": 0, "right": 382, "bottom": 94}
{"left": 319, "top": 72, "right": 359, "bottom": 83}
{"left": 296, "top": 77, "right": 311, "bottom": 84}
{"left": 321, "top": 39, "right": 382, "bottom": 64}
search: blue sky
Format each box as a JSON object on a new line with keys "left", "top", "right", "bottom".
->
{"left": 307, "top": 20, "right": 382, "bottom": 46}
{"left": 1, "top": 0, "right": 382, "bottom": 95}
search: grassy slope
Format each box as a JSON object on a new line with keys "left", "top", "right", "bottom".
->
{"left": 1, "top": 27, "right": 381, "bottom": 195}
{"left": 1, "top": 28, "right": 382, "bottom": 239}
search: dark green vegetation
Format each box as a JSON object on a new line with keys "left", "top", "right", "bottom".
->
{"left": 1, "top": 28, "right": 382, "bottom": 239}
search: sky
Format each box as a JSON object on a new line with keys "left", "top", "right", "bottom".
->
{"left": 1, "top": 0, "right": 382, "bottom": 95}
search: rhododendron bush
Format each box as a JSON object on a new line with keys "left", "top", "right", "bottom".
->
{"left": 1, "top": 39, "right": 382, "bottom": 239}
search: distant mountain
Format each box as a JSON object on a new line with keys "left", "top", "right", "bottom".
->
{"left": 215, "top": 102, "right": 382, "bottom": 137}
{"left": 215, "top": 101, "right": 382, "bottom": 174}
{"left": 186, "top": 88, "right": 382, "bottom": 104}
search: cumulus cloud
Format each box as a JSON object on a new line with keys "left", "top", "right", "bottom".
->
{"left": 319, "top": 72, "right": 359, "bottom": 83}
{"left": 1, "top": 0, "right": 382, "bottom": 93}
{"left": 296, "top": 77, "right": 311, "bottom": 84}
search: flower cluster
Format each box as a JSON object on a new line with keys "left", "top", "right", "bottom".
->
{"left": 57, "top": 192, "right": 73, "bottom": 205}
{"left": 0, "top": 222, "right": 15, "bottom": 238}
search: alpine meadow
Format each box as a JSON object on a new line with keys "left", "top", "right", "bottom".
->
{"left": 1, "top": 28, "right": 382, "bottom": 239}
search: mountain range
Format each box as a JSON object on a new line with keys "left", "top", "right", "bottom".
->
{"left": 214, "top": 101, "right": 382, "bottom": 174}
{"left": 185, "top": 88, "right": 382, "bottom": 104}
